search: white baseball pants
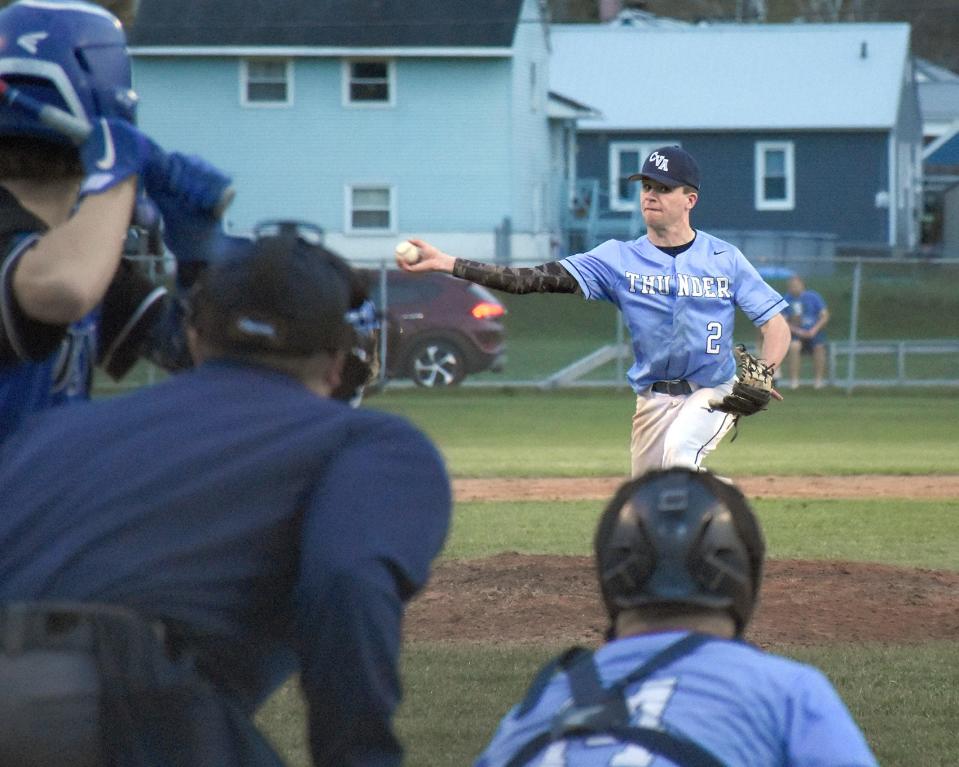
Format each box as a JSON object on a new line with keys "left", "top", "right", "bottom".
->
{"left": 630, "top": 379, "right": 737, "bottom": 477}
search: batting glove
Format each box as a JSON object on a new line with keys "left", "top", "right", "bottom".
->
{"left": 79, "top": 118, "right": 159, "bottom": 196}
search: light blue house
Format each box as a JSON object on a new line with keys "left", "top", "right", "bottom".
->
{"left": 129, "top": 0, "right": 581, "bottom": 263}
{"left": 550, "top": 20, "right": 924, "bottom": 254}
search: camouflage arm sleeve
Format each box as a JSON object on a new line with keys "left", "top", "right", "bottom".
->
{"left": 451, "top": 259, "right": 581, "bottom": 295}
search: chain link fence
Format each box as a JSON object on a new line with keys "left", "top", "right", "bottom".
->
{"left": 96, "top": 251, "right": 959, "bottom": 396}
{"left": 458, "top": 254, "right": 959, "bottom": 391}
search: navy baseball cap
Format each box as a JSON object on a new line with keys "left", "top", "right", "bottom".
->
{"left": 189, "top": 231, "right": 356, "bottom": 357}
{"left": 628, "top": 146, "right": 701, "bottom": 190}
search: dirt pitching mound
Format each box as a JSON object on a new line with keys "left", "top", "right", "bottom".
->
{"left": 406, "top": 554, "right": 959, "bottom": 646}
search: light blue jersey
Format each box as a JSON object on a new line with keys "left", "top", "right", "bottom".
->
{"left": 476, "top": 631, "right": 878, "bottom": 767}
{"left": 562, "top": 233, "right": 786, "bottom": 391}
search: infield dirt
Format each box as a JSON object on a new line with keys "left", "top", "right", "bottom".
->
{"left": 453, "top": 474, "right": 959, "bottom": 502}
{"left": 406, "top": 475, "right": 959, "bottom": 647}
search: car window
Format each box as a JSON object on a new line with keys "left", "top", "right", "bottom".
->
{"left": 371, "top": 277, "right": 443, "bottom": 308}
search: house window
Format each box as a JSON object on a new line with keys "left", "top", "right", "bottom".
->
{"left": 241, "top": 59, "right": 292, "bottom": 106}
{"left": 343, "top": 60, "right": 394, "bottom": 106}
{"left": 609, "top": 142, "right": 666, "bottom": 212}
{"left": 755, "top": 141, "right": 795, "bottom": 210}
{"left": 347, "top": 185, "right": 395, "bottom": 233}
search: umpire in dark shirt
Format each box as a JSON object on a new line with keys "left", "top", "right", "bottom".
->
{"left": 0, "top": 227, "right": 452, "bottom": 766}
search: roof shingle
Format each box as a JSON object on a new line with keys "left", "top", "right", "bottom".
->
{"left": 130, "top": 0, "right": 526, "bottom": 48}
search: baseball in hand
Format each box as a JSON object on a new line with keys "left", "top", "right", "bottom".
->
{"left": 395, "top": 240, "right": 421, "bottom": 265}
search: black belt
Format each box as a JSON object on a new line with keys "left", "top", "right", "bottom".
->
{"left": 0, "top": 602, "right": 167, "bottom": 656}
{"left": 650, "top": 379, "right": 692, "bottom": 396}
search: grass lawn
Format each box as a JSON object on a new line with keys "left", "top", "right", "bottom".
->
{"left": 444, "top": 498, "right": 959, "bottom": 570}
{"left": 369, "top": 388, "right": 959, "bottom": 477}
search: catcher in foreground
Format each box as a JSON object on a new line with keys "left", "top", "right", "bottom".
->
{"left": 474, "top": 469, "right": 879, "bottom": 766}
{"left": 708, "top": 344, "right": 783, "bottom": 417}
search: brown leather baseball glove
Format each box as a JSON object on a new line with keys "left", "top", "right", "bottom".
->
{"left": 708, "top": 345, "right": 776, "bottom": 416}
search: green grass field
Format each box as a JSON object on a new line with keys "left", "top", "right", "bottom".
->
{"left": 254, "top": 389, "right": 959, "bottom": 767}
{"left": 445, "top": 498, "right": 959, "bottom": 569}
{"left": 370, "top": 387, "right": 959, "bottom": 477}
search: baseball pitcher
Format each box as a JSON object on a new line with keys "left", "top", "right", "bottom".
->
{"left": 398, "top": 146, "right": 791, "bottom": 476}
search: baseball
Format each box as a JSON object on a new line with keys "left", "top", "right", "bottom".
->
{"left": 395, "top": 240, "right": 420, "bottom": 265}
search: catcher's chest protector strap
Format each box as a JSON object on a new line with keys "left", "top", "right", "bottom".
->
{"left": 504, "top": 633, "right": 727, "bottom": 767}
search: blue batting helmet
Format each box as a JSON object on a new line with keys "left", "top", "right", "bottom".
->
{"left": 594, "top": 468, "right": 765, "bottom": 636}
{"left": 0, "top": 0, "right": 137, "bottom": 145}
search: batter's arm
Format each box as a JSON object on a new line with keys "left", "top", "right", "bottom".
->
{"left": 12, "top": 181, "right": 136, "bottom": 324}
{"left": 396, "top": 238, "right": 580, "bottom": 295}
{"left": 758, "top": 313, "right": 791, "bottom": 372}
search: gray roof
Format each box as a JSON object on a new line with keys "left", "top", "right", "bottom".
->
{"left": 129, "top": 0, "right": 526, "bottom": 48}
{"left": 915, "top": 57, "right": 959, "bottom": 84}
{"left": 919, "top": 82, "right": 959, "bottom": 124}
{"left": 550, "top": 22, "right": 913, "bottom": 131}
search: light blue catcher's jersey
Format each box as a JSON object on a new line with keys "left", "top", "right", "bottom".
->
{"left": 475, "top": 631, "right": 879, "bottom": 767}
{"left": 561, "top": 233, "right": 786, "bottom": 391}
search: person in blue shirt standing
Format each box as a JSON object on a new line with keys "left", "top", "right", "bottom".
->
{"left": 397, "top": 146, "right": 792, "bottom": 476}
{"left": 783, "top": 275, "right": 830, "bottom": 389}
{"left": 474, "top": 468, "right": 879, "bottom": 767}
{"left": 0, "top": 226, "right": 451, "bottom": 767}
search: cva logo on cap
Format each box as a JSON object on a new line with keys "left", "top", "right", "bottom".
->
{"left": 648, "top": 151, "right": 670, "bottom": 172}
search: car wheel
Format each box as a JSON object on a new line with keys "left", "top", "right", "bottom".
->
{"left": 408, "top": 339, "right": 466, "bottom": 388}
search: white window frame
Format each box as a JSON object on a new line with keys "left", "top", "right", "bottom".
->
{"left": 239, "top": 58, "right": 293, "bottom": 107}
{"left": 755, "top": 141, "right": 795, "bottom": 211}
{"left": 344, "top": 183, "right": 397, "bottom": 234}
{"left": 609, "top": 142, "right": 668, "bottom": 212}
{"left": 341, "top": 59, "right": 396, "bottom": 108}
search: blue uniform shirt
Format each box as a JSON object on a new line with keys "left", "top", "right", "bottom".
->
{"left": 562, "top": 233, "right": 786, "bottom": 391}
{"left": 0, "top": 360, "right": 452, "bottom": 767}
{"left": 784, "top": 289, "right": 828, "bottom": 344}
{"left": 0, "top": 233, "right": 100, "bottom": 438}
{"left": 0, "top": 185, "right": 173, "bottom": 442}
{"left": 476, "top": 631, "right": 878, "bottom": 767}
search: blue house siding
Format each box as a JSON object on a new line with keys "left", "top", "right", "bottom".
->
{"left": 575, "top": 131, "right": 890, "bottom": 245}
{"left": 929, "top": 133, "right": 959, "bottom": 164}
{"left": 133, "top": 57, "right": 516, "bottom": 238}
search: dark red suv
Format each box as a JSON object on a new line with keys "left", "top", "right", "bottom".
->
{"left": 369, "top": 270, "right": 507, "bottom": 387}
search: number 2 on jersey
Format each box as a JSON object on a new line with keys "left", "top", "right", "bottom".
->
{"left": 705, "top": 321, "right": 723, "bottom": 355}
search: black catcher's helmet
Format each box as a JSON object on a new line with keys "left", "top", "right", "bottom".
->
{"left": 594, "top": 468, "right": 765, "bottom": 637}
